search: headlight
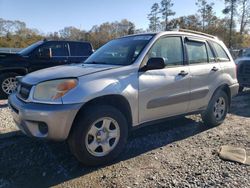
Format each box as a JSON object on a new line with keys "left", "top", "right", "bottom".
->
{"left": 33, "top": 79, "right": 78, "bottom": 102}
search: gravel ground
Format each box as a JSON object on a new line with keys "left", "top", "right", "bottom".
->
{"left": 0, "top": 101, "right": 17, "bottom": 134}
{"left": 0, "top": 91, "right": 249, "bottom": 188}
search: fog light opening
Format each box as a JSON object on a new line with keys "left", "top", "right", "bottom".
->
{"left": 38, "top": 122, "right": 48, "bottom": 135}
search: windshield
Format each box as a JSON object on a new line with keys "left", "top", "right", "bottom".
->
{"left": 238, "top": 48, "right": 250, "bottom": 58}
{"left": 19, "top": 41, "right": 43, "bottom": 55}
{"left": 85, "top": 35, "right": 154, "bottom": 66}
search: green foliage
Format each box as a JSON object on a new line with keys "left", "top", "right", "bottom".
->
{"left": 160, "top": 0, "right": 176, "bottom": 30}
{"left": 147, "top": 0, "right": 250, "bottom": 48}
{"left": 0, "top": 18, "right": 136, "bottom": 49}
{"left": 239, "top": 0, "right": 250, "bottom": 34}
{"left": 223, "top": 0, "right": 239, "bottom": 48}
{"left": 196, "top": 0, "right": 215, "bottom": 31}
{"left": 148, "top": 3, "right": 161, "bottom": 32}
{"left": 1, "top": 0, "right": 250, "bottom": 53}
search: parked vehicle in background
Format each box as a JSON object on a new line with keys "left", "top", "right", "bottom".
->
{"left": 9, "top": 29, "right": 239, "bottom": 166}
{"left": 235, "top": 48, "right": 250, "bottom": 92}
{"left": 0, "top": 40, "right": 94, "bottom": 98}
{"left": 0, "top": 48, "right": 23, "bottom": 53}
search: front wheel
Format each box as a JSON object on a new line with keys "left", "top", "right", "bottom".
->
{"left": 201, "top": 90, "right": 229, "bottom": 127}
{"left": 0, "top": 72, "right": 19, "bottom": 99}
{"left": 68, "top": 105, "right": 128, "bottom": 166}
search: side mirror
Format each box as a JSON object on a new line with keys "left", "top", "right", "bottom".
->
{"left": 142, "top": 57, "right": 165, "bottom": 71}
{"left": 39, "top": 48, "right": 52, "bottom": 59}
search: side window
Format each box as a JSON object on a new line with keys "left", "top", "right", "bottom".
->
{"left": 211, "top": 42, "right": 230, "bottom": 62}
{"left": 148, "top": 37, "right": 184, "bottom": 66}
{"left": 69, "top": 43, "right": 92, "bottom": 56}
{"left": 186, "top": 40, "right": 208, "bottom": 64}
{"left": 35, "top": 42, "right": 68, "bottom": 57}
{"left": 207, "top": 44, "right": 215, "bottom": 62}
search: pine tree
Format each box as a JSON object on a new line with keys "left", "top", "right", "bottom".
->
{"left": 148, "top": 3, "right": 161, "bottom": 32}
{"left": 239, "top": 0, "right": 250, "bottom": 34}
{"left": 223, "top": 0, "right": 238, "bottom": 48}
{"left": 196, "top": 0, "right": 215, "bottom": 31}
{"left": 160, "top": 0, "right": 176, "bottom": 31}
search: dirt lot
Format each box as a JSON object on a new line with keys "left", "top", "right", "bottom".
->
{"left": 0, "top": 91, "right": 249, "bottom": 188}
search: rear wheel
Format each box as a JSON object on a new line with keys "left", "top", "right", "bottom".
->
{"left": 0, "top": 72, "right": 19, "bottom": 99}
{"left": 68, "top": 105, "right": 128, "bottom": 166}
{"left": 201, "top": 90, "right": 229, "bottom": 127}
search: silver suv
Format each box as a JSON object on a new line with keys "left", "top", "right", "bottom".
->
{"left": 8, "top": 30, "right": 239, "bottom": 166}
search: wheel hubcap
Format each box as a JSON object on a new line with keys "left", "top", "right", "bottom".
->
{"left": 213, "top": 97, "right": 226, "bottom": 120}
{"left": 2, "top": 77, "right": 17, "bottom": 95}
{"left": 85, "top": 117, "right": 120, "bottom": 157}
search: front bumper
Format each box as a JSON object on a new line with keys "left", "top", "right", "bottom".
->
{"left": 237, "top": 76, "right": 250, "bottom": 87}
{"left": 229, "top": 83, "right": 239, "bottom": 97}
{"left": 8, "top": 94, "right": 82, "bottom": 141}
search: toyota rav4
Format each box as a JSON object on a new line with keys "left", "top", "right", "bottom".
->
{"left": 8, "top": 30, "right": 239, "bottom": 166}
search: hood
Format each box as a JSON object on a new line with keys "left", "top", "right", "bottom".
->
{"left": 21, "top": 64, "right": 121, "bottom": 85}
{"left": 235, "top": 57, "right": 250, "bottom": 64}
{"left": 0, "top": 52, "right": 22, "bottom": 61}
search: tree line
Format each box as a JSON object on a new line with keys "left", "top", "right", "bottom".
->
{"left": 148, "top": 0, "right": 250, "bottom": 49}
{"left": 0, "top": 0, "right": 250, "bottom": 50}
{"left": 0, "top": 18, "right": 137, "bottom": 49}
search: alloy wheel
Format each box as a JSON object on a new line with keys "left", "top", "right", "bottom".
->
{"left": 1, "top": 77, "right": 17, "bottom": 95}
{"left": 85, "top": 117, "right": 120, "bottom": 157}
{"left": 213, "top": 97, "right": 226, "bottom": 121}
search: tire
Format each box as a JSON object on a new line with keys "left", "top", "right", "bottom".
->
{"left": 238, "top": 86, "right": 244, "bottom": 93}
{"left": 201, "top": 90, "right": 229, "bottom": 127}
{"left": 68, "top": 105, "right": 128, "bottom": 166}
{"left": 0, "top": 72, "right": 19, "bottom": 99}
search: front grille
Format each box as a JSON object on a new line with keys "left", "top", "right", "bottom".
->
{"left": 238, "top": 61, "right": 250, "bottom": 75}
{"left": 17, "top": 82, "right": 32, "bottom": 100}
{"left": 243, "top": 64, "right": 250, "bottom": 75}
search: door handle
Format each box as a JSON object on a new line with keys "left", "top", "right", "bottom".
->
{"left": 178, "top": 70, "right": 188, "bottom": 76}
{"left": 211, "top": 66, "right": 219, "bottom": 72}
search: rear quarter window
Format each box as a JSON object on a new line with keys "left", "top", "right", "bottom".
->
{"left": 69, "top": 42, "right": 93, "bottom": 56}
{"left": 211, "top": 42, "right": 230, "bottom": 62}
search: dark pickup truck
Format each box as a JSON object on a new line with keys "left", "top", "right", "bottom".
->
{"left": 235, "top": 48, "right": 250, "bottom": 92}
{"left": 0, "top": 40, "right": 93, "bottom": 98}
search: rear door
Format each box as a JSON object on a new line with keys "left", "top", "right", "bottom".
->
{"left": 186, "top": 37, "right": 222, "bottom": 112}
{"left": 28, "top": 41, "right": 69, "bottom": 72}
{"left": 68, "top": 42, "right": 93, "bottom": 63}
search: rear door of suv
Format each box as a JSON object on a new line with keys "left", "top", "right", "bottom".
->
{"left": 68, "top": 42, "right": 93, "bottom": 63}
{"left": 186, "top": 37, "right": 222, "bottom": 112}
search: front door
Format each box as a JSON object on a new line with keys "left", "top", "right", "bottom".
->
{"left": 139, "top": 36, "right": 191, "bottom": 124}
{"left": 28, "top": 41, "right": 69, "bottom": 72}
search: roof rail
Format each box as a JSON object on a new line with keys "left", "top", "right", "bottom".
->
{"left": 172, "top": 28, "right": 217, "bottom": 39}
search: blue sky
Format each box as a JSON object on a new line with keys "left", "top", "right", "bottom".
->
{"left": 0, "top": 0, "right": 225, "bottom": 34}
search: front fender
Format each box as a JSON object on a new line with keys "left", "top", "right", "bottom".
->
{"left": 61, "top": 70, "right": 139, "bottom": 125}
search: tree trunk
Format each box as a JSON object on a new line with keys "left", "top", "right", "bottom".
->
{"left": 165, "top": 17, "right": 168, "bottom": 31}
{"left": 240, "top": 0, "right": 246, "bottom": 35}
{"left": 228, "top": 2, "right": 235, "bottom": 49}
